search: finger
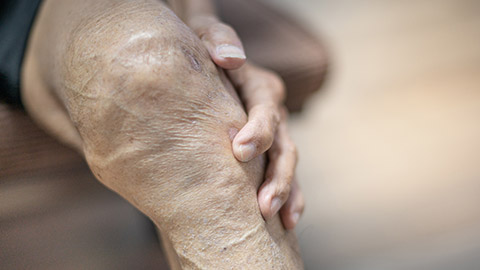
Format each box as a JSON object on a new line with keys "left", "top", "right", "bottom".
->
{"left": 280, "top": 178, "right": 305, "bottom": 230}
{"left": 230, "top": 66, "right": 286, "bottom": 162}
{"left": 257, "top": 111, "right": 298, "bottom": 220}
{"left": 232, "top": 104, "right": 280, "bottom": 162}
{"left": 192, "top": 17, "right": 246, "bottom": 69}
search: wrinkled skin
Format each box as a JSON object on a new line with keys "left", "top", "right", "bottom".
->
{"left": 170, "top": 0, "right": 304, "bottom": 228}
{"left": 21, "top": 0, "right": 303, "bottom": 268}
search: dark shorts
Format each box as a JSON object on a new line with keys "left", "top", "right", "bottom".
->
{"left": 0, "top": 0, "right": 43, "bottom": 107}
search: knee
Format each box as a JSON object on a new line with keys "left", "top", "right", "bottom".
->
{"left": 61, "top": 4, "right": 251, "bottom": 178}
{"left": 61, "top": 2, "right": 245, "bottom": 149}
{"left": 57, "top": 2, "right": 261, "bottom": 216}
{"left": 63, "top": 1, "right": 208, "bottom": 99}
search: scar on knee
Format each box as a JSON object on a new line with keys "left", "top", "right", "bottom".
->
{"left": 181, "top": 46, "right": 202, "bottom": 72}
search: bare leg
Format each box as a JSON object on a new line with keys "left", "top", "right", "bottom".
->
{"left": 22, "top": 0, "right": 302, "bottom": 268}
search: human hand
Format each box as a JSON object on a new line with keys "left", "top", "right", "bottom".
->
{"left": 228, "top": 63, "right": 305, "bottom": 230}
{"left": 170, "top": 0, "right": 304, "bottom": 229}
{"left": 176, "top": 0, "right": 246, "bottom": 69}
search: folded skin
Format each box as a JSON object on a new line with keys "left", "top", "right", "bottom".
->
{"left": 21, "top": 0, "right": 303, "bottom": 268}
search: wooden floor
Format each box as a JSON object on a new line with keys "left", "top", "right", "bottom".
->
{"left": 0, "top": 105, "right": 169, "bottom": 269}
{"left": 266, "top": 0, "right": 480, "bottom": 269}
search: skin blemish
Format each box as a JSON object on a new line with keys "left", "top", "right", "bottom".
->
{"left": 181, "top": 46, "right": 201, "bottom": 72}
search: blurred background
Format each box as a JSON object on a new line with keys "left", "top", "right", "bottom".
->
{"left": 1, "top": 0, "right": 480, "bottom": 269}
{"left": 271, "top": 0, "right": 480, "bottom": 269}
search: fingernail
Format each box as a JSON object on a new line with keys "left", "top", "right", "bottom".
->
{"left": 216, "top": 44, "right": 246, "bottom": 59}
{"left": 236, "top": 143, "right": 256, "bottom": 161}
{"left": 270, "top": 197, "right": 282, "bottom": 217}
{"left": 291, "top": 212, "right": 300, "bottom": 226}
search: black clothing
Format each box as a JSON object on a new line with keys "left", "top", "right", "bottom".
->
{"left": 0, "top": 0, "right": 43, "bottom": 106}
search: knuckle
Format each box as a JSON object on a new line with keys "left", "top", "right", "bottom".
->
{"left": 286, "top": 141, "right": 298, "bottom": 160}
{"left": 201, "top": 21, "right": 237, "bottom": 42}
{"left": 257, "top": 126, "right": 275, "bottom": 148}
{"left": 190, "top": 15, "right": 217, "bottom": 37}
{"left": 271, "top": 107, "right": 281, "bottom": 125}
{"left": 258, "top": 104, "right": 281, "bottom": 126}
{"left": 212, "top": 22, "right": 236, "bottom": 35}
{"left": 264, "top": 72, "right": 286, "bottom": 101}
{"left": 277, "top": 183, "right": 292, "bottom": 201}
{"left": 252, "top": 108, "right": 276, "bottom": 140}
